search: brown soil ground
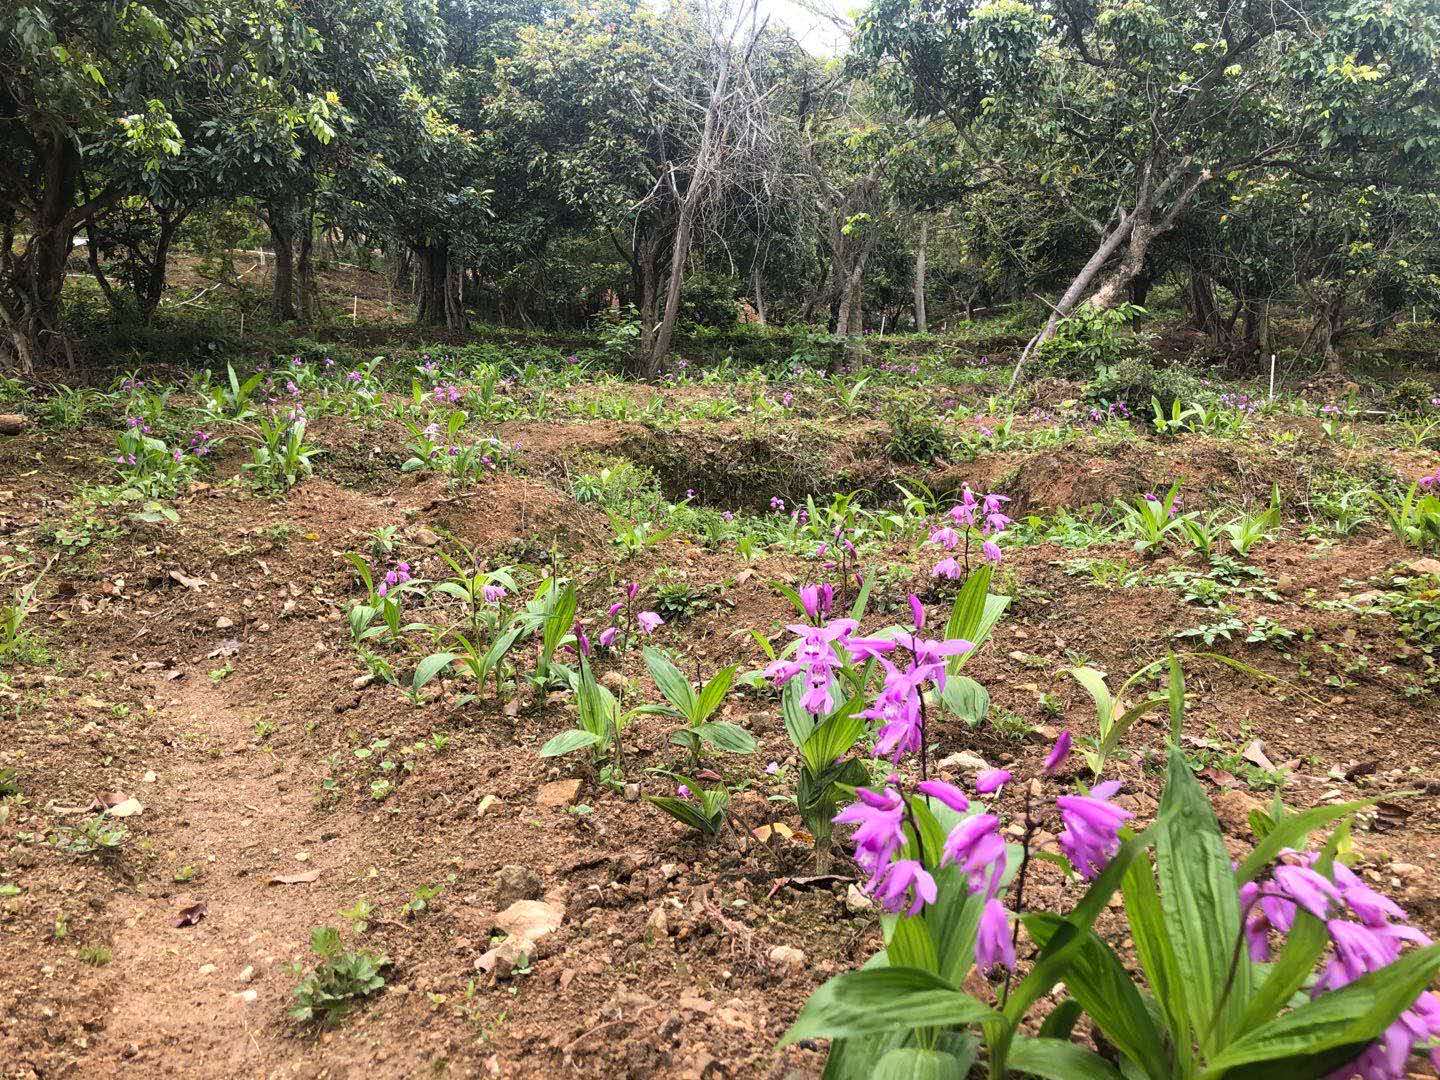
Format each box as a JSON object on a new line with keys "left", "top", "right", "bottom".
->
{"left": 3, "top": 328, "right": 1440, "bottom": 1078}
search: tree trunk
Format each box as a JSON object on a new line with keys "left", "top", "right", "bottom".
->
{"left": 296, "top": 209, "right": 316, "bottom": 324}
{"left": 913, "top": 218, "right": 928, "bottom": 334}
{"left": 633, "top": 232, "right": 662, "bottom": 375}
{"left": 1188, "top": 269, "right": 1219, "bottom": 338}
{"left": 1010, "top": 163, "right": 1210, "bottom": 388}
{"left": 268, "top": 209, "right": 297, "bottom": 322}
{"left": 649, "top": 199, "right": 696, "bottom": 375}
{"left": 415, "top": 242, "right": 465, "bottom": 330}
{"left": 1129, "top": 258, "right": 1154, "bottom": 308}
{"left": 139, "top": 208, "right": 183, "bottom": 323}
{"left": 751, "top": 263, "right": 766, "bottom": 325}
{"left": 1318, "top": 299, "right": 1344, "bottom": 376}
{"left": 0, "top": 138, "right": 84, "bottom": 372}
{"left": 836, "top": 250, "right": 869, "bottom": 364}
{"left": 391, "top": 247, "right": 413, "bottom": 293}
{"left": 1090, "top": 208, "right": 1156, "bottom": 311}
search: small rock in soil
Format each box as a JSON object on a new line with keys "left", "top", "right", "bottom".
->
{"left": 768, "top": 945, "right": 806, "bottom": 972}
{"left": 537, "top": 779, "right": 583, "bottom": 808}
{"left": 937, "top": 751, "right": 990, "bottom": 773}
{"left": 494, "top": 864, "right": 544, "bottom": 908}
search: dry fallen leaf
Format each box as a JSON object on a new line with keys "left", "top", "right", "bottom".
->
{"left": 106, "top": 797, "right": 145, "bottom": 818}
{"left": 168, "top": 570, "right": 208, "bottom": 591}
{"left": 1241, "top": 740, "right": 1276, "bottom": 772}
{"left": 207, "top": 639, "right": 242, "bottom": 659}
{"left": 172, "top": 902, "right": 208, "bottom": 928}
{"left": 268, "top": 869, "right": 321, "bottom": 885}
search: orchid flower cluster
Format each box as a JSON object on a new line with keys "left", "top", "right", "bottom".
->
{"left": 835, "top": 718, "right": 1134, "bottom": 976}
{"left": 1243, "top": 851, "right": 1440, "bottom": 1077}
{"left": 592, "top": 581, "right": 663, "bottom": 651}
{"left": 375, "top": 560, "right": 412, "bottom": 599}
{"left": 764, "top": 589, "right": 1135, "bottom": 976}
{"left": 929, "top": 485, "right": 1011, "bottom": 579}
{"left": 786, "top": 645, "right": 1440, "bottom": 1080}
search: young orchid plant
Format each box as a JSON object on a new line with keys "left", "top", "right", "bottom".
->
{"left": 781, "top": 657, "right": 1440, "bottom": 1080}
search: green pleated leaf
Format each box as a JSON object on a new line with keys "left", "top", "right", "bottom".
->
{"left": 644, "top": 646, "right": 696, "bottom": 717}
{"left": 779, "top": 967, "right": 1000, "bottom": 1045}
{"left": 1006, "top": 1036, "right": 1126, "bottom": 1080}
{"left": 694, "top": 720, "right": 755, "bottom": 753}
{"left": 538, "top": 729, "right": 602, "bottom": 757}
{"left": 1200, "top": 944, "right": 1440, "bottom": 1077}
{"left": 871, "top": 1047, "right": 969, "bottom": 1080}
{"left": 1024, "top": 914, "right": 1171, "bottom": 1080}
{"left": 1156, "top": 745, "right": 1249, "bottom": 1054}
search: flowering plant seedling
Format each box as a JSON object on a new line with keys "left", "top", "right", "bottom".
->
{"left": 1116, "top": 482, "right": 1191, "bottom": 555}
{"left": 343, "top": 555, "right": 425, "bottom": 645}
{"left": 246, "top": 415, "right": 318, "bottom": 491}
{"left": 429, "top": 542, "right": 518, "bottom": 635}
{"left": 289, "top": 927, "right": 388, "bottom": 1027}
{"left": 405, "top": 651, "right": 457, "bottom": 707}
{"left": 1368, "top": 481, "right": 1440, "bottom": 553}
{"left": 540, "top": 654, "right": 630, "bottom": 783}
{"left": 1064, "top": 660, "right": 1168, "bottom": 778}
{"left": 780, "top": 679, "right": 870, "bottom": 868}
{"left": 645, "top": 773, "right": 730, "bottom": 838}
{"left": 1225, "top": 498, "right": 1281, "bottom": 556}
{"left": 0, "top": 562, "right": 47, "bottom": 663}
{"left": 198, "top": 363, "right": 263, "bottom": 421}
{"left": 401, "top": 411, "right": 466, "bottom": 470}
{"left": 114, "top": 420, "right": 196, "bottom": 497}
{"left": 1180, "top": 511, "right": 1225, "bottom": 559}
{"left": 638, "top": 646, "right": 752, "bottom": 759}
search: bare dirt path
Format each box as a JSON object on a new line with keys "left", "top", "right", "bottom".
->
{"left": 81, "top": 669, "right": 383, "bottom": 1077}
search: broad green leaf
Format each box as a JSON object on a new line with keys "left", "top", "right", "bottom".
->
{"left": 1066, "top": 666, "right": 1115, "bottom": 727}
{"left": 644, "top": 646, "right": 697, "bottom": 717}
{"left": 939, "top": 676, "right": 989, "bottom": 726}
{"left": 997, "top": 828, "right": 1157, "bottom": 1070}
{"left": 1025, "top": 915, "right": 1170, "bottom": 1080}
{"left": 871, "top": 1047, "right": 968, "bottom": 1080}
{"left": 944, "top": 563, "right": 991, "bottom": 644}
{"left": 645, "top": 796, "right": 721, "bottom": 835}
{"left": 1156, "top": 746, "right": 1248, "bottom": 1054}
{"left": 1006, "top": 1036, "right": 1126, "bottom": 1080}
{"left": 1038, "top": 998, "right": 1083, "bottom": 1040}
{"left": 779, "top": 967, "right": 1000, "bottom": 1045}
{"left": 412, "top": 652, "right": 456, "bottom": 690}
{"left": 1121, "top": 854, "right": 1190, "bottom": 1056}
{"left": 886, "top": 913, "right": 939, "bottom": 974}
{"left": 1200, "top": 945, "right": 1440, "bottom": 1077}
{"left": 850, "top": 571, "right": 875, "bottom": 620}
{"left": 539, "top": 729, "right": 602, "bottom": 757}
{"left": 801, "top": 702, "right": 867, "bottom": 772}
{"left": 782, "top": 679, "right": 816, "bottom": 749}
{"left": 694, "top": 721, "right": 755, "bottom": 754}
{"left": 1100, "top": 696, "right": 1166, "bottom": 754}
{"left": 695, "top": 664, "right": 737, "bottom": 722}
{"left": 539, "top": 583, "right": 576, "bottom": 667}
